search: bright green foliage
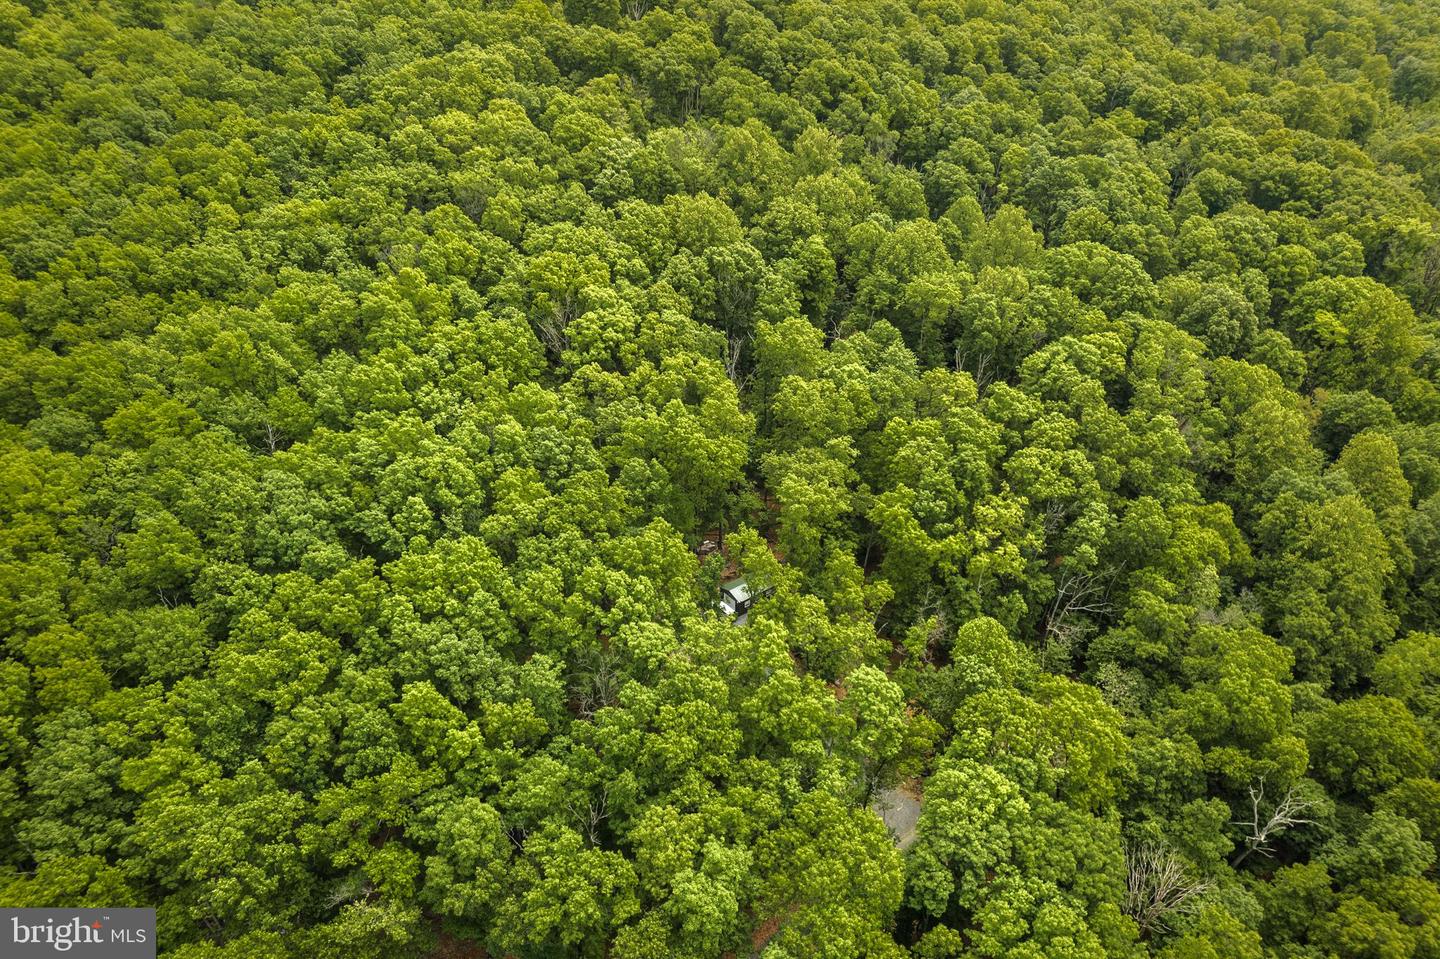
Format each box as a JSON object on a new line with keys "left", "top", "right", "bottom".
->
{"left": 2, "top": 0, "right": 1440, "bottom": 954}
{"left": 1307, "top": 697, "right": 1434, "bottom": 798}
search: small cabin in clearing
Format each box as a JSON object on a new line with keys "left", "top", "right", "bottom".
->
{"left": 718, "top": 577, "right": 772, "bottom": 619}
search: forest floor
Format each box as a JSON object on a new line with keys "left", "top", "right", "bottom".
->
{"left": 871, "top": 780, "right": 924, "bottom": 850}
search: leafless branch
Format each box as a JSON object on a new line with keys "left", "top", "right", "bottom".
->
{"left": 262, "top": 421, "right": 283, "bottom": 454}
{"left": 1041, "top": 500, "right": 1070, "bottom": 538}
{"left": 1230, "top": 777, "right": 1315, "bottom": 867}
{"left": 725, "top": 332, "right": 748, "bottom": 388}
{"left": 534, "top": 302, "right": 572, "bottom": 356}
{"left": 1042, "top": 567, "right": 1114, "bottom": 668}
{"left": 566, "top": 783, "right": 611, "bottom": 847}
{"left": 571, "top": 651, "right": 621, "bottom": 720}
{"left": 324, "top": 875, "right": 377, "bottom": 910}
{"left": 1124, "top": 840, "right": 1213, "bottom": 935}
{"left": 954, "top": 347, "right": 996, "bottom": 392}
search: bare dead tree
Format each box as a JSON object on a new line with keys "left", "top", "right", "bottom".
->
{"left": 571, "top": 650, "right": 622, "bottom": 720}
{"left": 1124, "top": 840, "right": 1214, "bottom": 936}
{"left": 973, "top": 351, "right": 993, "bottom": 393}
{"left": 626, "top": 0, "right": 648, "bottom": 18}
{"left": 534, "top": 301, "right": 572, "bottom": 356}
{"left": 724, "top": 332, "right": 748, "bottom": 387}
{"left": 1047, "top": 570, "right": 1112, "bottom": 625}
{"left": 1230, "top": 777, "right": 1315, "bottom": 867}
{"left": 954, "top": 346, "right": 996, "bottom": 393}
{"left": 680, "top": 81, "right": 702, "bottom": 119}
{"left": 1042, "top": 567, "right": 1113, "bottom": 668}
{"left": 324, "top": 874, "right": 377, "bottom": 910}
{"left": 1040, "top": 499, "right": 1070, "bottom": 538}
{"left": 262, "top": 421, "right": 284, "bottom": 454}
{"left": 567, "top": 783, "right": 611, "bottom": 847}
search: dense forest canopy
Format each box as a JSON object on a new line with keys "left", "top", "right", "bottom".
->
{"left": 2, "top": 0, "right": 1440, "bottom": 955}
